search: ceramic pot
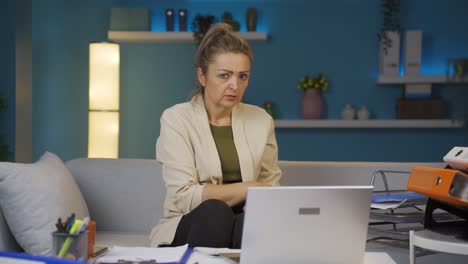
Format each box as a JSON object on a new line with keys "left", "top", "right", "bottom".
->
{"left": 341, "top": 104, "right": 355, "bottom": 120}
{"left": 357, "top": 106, "right": 370, "bottom": 120}
{"left": 301, "top": 89, "right": 323, "bottom": 119}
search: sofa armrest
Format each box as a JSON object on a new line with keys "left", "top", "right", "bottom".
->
{"left": 66, "top": 158, "right": 165, "bottom": 234}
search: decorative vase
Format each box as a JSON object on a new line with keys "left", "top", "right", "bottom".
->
{"left": 341, "top": 104, "right": 355, "bottom": 120}
{"left": 246, "top": 7, "right": 257, "bottom": 32}
{"left": 165, "top": 9, "right": 174, "bottom": 32}
{"left": 178, "top": 9, "right": 187, "bottom": 32}
{"left": 301, "top": 89, "right": 323, "bottom": 119}
{"left": 357, "top": 106, "right": 370, "bottom": 120}
{"left": 379, "top": 31, "right": 400, "bottom": 77}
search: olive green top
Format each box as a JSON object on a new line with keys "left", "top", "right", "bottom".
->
{"left": 209, "top": 125, "right": 242, "bottom": 184}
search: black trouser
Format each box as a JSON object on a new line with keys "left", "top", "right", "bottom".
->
{"left": 170, "top": 199, "right": 244, "bottom": 249}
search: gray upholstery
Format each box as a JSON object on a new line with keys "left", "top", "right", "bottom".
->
{"left": 65, "top": 158, "right": 165, "bottom": 234}
{"left": 0, "top": 207, "right": 22, "bottom": 252}
{"left": 279, "top": 161, "right": 445, "bottom": 190}
{"left": 0, "top": 158, "right": 446, "bottom": 252}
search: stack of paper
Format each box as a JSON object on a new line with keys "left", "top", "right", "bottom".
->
{"left": 96, "top": 245, "right": 188, "bottom": 263}
{"left": 96, "top": 245, "right": 239, "bottom": 264}
{"left": 191, "top": 247, "right": 241, "bottom": 264}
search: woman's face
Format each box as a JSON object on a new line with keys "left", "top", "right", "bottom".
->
{"left": 198, "top": 52, "right": 250, "bottom": 111}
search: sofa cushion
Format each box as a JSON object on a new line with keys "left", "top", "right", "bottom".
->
{"left": 0, "top": 206, "right": 22, "bottom": 252}
{"left": 0, "top": 151, "right": 89, "bottom": 255}
{"left": 66, "top": 158, "right": 165, "bottom": 234}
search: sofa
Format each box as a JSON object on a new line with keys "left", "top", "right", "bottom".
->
{"left": 2, "top": 158, "right": 467, "bottom": 263}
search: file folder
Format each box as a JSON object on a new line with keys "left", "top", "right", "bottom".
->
{"left": 0, "top": 251, "right": 85, "bottom": 264}
{"left": 407, "top": 166, "right": 468, "bottom": 207}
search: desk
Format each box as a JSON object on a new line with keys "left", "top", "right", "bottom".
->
{"left": 185, "top": 251, "right": 396, "bottom": 264}
{"left": 94, "top": 232, "right": 468, "bottom": 264}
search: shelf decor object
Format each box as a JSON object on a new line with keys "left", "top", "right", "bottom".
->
{"left": 357, "top": 106, "right": 370, "bottom": 120}
{"left": 263, "top": 101, "right": 278, "bottom": 119}
{"left": 297, "top": 74, "right": 329, "bottom": 119}
{"left": 301, "top": 89, "right": 323, "bottom": 119}
{"left": 377, "top": 72, "right": 466, "bottom": 121}
{"left": 88, "top": 42, "right": 120, "bottom": 158}
{"left": 395, "top": 96, "right": 444, "bottom": 120}
{"left": 246, "top": 7, "right": 258, "bottom": 32}
{"left": 396, "top": 97, "right": 443, "bottom": 119}
{"left": 221, "top": 12, "right": 240, "bottom": 31}
{"left": 179, "top": 9, "right": 187, "bottom": 32}
{"left": 403, "top": 84, "right": 431, "bottom": 99}
{"left": 110, "top": 7, "right": 150, "bottom": 31}
{"left": 341, "top": 104, "right": 356, "bottom": 120}
{"left": 404, "top": 30, "right": 422, "bottom": 77}
{"left": 380, "top": 31, "right": 400, "bottom": 77}
{"left": 166, "top": 9, "right": 174, "bottom": 32}
{"left": 192, "top": 14, "right": 217, "bottom": 45}
{"left": 378, "top": 0, "right": 401, "bottom": 77}
{"left": 447, "top": 58, "right": 468, "bottom": 82}
{"left": 403, "top": 30, "right": 431, "bottom": 98}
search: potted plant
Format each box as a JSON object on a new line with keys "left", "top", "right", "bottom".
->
{"left": 297, "top": 74, "right": 329, "bottom": 92}
{"left": 221, "top": 12, "right": 240, "bottom": 32}
{"left": 378, "top": 0, "right": 401, "bottom": 77}
{"left": 297, "top": 74, "right": 329, "bottom": 119}
{"left": 0, "top": 94, "right": 9, "bottom": 161}
{"left": 191, "top": 14, "right": 217, "bottom": 46}
{"left": 378, "top": 0, "right": 400, "bottom": 54}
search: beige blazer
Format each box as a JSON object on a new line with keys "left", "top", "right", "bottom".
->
{"left": 149, "top": 95, "right": 282, "bottom": 247}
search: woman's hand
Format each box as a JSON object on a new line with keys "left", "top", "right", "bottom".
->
{"left": 202, "top": 181, "right": 272, "bottom": 207}
{"left": 242, "top": 181, "right": 271, "bottom": 211}
{"left": 245, "top": 181, "right": 272, "bottom": 187}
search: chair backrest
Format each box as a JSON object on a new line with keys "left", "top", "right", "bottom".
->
{"left": 278, "top": 161, "right": 445, "bottom": 191}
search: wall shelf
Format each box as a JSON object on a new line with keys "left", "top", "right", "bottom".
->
{"left": 274, "top": 119, "right": 465, "bottom": 128}
{"left": 108, "top": 31, "right": 268, "bottom": 43}
{"left": 377, "top": 75, "right": 468, "bottom": 85}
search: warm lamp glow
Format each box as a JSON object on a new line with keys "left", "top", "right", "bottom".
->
{"left": 88, "top": 112, "right": 119, "bottom": 158}
{"left": 88, "top": 42, "right": 120, "bottom": 158}
{"left": 89, "top": 43, "right": 120, "bottom": 110}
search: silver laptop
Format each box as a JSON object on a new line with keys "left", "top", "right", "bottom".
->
{"left": 240, "top": 186, "right": 373, "bottom": 264}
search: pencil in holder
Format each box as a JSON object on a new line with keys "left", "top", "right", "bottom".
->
{"left": 52, "top": 231, "right": 88, "bottom": 260}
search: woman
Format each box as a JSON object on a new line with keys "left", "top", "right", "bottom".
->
{"left": 150, "top": 23, "right": 282, "bottom": 249}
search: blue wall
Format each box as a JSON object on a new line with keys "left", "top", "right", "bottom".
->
{"left": 32, "top": 0, "right": 468, "bottom": 162}
{"left": 0, "top": 0, "right": 16, "bottom": 159}
{"left": 32, "top": 0, "right": 113, "bottom": 160}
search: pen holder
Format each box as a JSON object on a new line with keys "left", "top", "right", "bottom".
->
{"left": 52, "top": 231, "right": 88, "bottom": 260}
